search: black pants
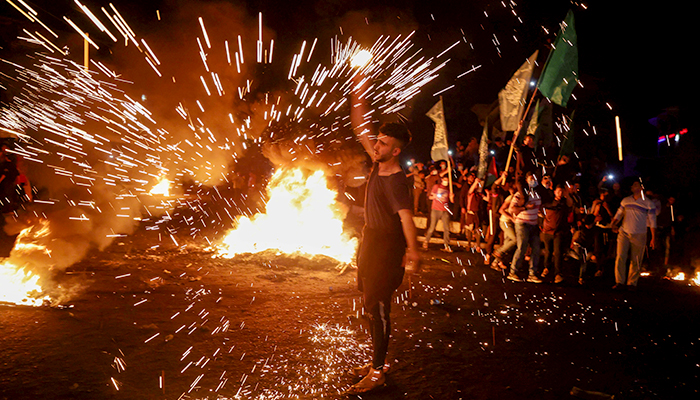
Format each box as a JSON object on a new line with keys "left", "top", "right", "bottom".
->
{"left": 366, "top": 291, "right": 392, "bottom": 369}
{"left": 542, "top": 231, "right": 567, "bottom": 277}
{"left": 357, "top": 227, "right": 405, "bottom": 370}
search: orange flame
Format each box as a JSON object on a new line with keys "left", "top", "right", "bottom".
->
{"left": 149, "top": 176, "right": 171, "bottom": 196}
{"left": 216, "top": 168, "right": 357, "bottom": 264}
{"left": 0, "top": 224, "right": 52, "bottom": 306}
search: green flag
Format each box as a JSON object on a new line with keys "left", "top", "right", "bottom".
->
{"left": 539, "top": 10, "right": 578, "bottom": 107}
{"left": 558, "top": 111, "right": 576, "bottom": 157}
{"left": 527, "top": 98, "right": 553, "bottom": 148}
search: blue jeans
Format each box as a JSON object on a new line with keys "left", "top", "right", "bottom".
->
{"left": 425, "top": 209, "right": 451, "bottom": 246}
{"left": 509, "top": 222, "right": 541, "bottom": 277}
{"left": 495, "top": 219, "right": 517, "bottom": 258}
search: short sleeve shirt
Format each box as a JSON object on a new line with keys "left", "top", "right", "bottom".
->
{"left": 364, "top": 163, "right": 412, "bottom": 233}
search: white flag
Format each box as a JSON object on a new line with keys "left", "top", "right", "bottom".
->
{"left": 499, "top": 50, "right": 538, "bottom": 131}
{"left": 427, "top": 97, "right": 449, "bottom": 162}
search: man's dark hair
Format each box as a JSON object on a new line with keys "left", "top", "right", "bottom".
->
{"left": 379, "top": 122, "right": 411, "bottom": 149}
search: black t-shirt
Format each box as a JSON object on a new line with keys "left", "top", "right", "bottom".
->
{"left": 364, "top": 163, "right": 412, "bottom": 233}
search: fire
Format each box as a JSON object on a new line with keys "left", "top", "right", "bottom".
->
{"left": 0, "top": 224, "right": 52, "bottom": 307}
{"left": 666, "top": 269, "right": 700, "bottom": 286}
{"left": 692, "top": 271, "right": 700, "bottom": 286}
{"left": 672, "top": 272, "right": 686, "bottom": 281}
{"left": 149, "top": 176, "right": 171, "bottom": 196}
{"left": 0, "top": 261, "right": 49, "bottom": 306}
{"left": 216, "top": 168, "right": 358, "bottom": 264}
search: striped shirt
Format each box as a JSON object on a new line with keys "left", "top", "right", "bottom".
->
{"left": 509, "top": 190, "right": 541, "bottom": 225}
{"left": 613, "top": 195, "right": 657, "bottom": 234}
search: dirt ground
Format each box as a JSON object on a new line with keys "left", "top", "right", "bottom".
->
{"left": 1, "top": 203, "right": 699, "bottom": 400}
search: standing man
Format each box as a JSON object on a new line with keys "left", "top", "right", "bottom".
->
{"left": 347, "top": 76, "right": 421, "bottom": 394}
{"left": 423, "top": 173, "right": 454, "bottom": 252}
{"left": 611, "top": 180, "right": 656, "bottom": 290}
{"left": 507, "top": 171, "right": 543, "bottom": 283}
{"left": 541, "top": 185, "right": 573, "bottom": 283}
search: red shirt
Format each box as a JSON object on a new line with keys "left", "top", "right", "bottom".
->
{"left": 430, "top": 183, "right": 450, "bottom": 212}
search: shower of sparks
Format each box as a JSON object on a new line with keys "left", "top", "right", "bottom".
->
{"left": 0, "top": 2, "right": 644, "bottom": 399}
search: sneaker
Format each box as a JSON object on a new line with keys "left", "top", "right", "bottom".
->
{"left": 526, "top": 275, "right": 543, "bottom": 284}
{"left": 507, "top": 273, "right": 522, "bottom": 282}
{"left": 554, "top": 275, "right": 564, "bottom": 284}
{"left": 346, "top": 367, "right": 386, "bottom": 394}
{"left": 541, "top": 268, "right": 550, "bottom": 277}
{"left": 490, "top": 261, "right": 502, "bottom": 272}
{"left": 442, "top": 245, "right": 453, "bottom": 253}
{"left": 578, "top": 278, "right": 585, "bottom": 285}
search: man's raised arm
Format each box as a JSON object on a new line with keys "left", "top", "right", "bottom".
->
{"left": 350, "top": 74, "right": 376, "bottom": 157}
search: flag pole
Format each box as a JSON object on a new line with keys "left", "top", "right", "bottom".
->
{"left": 441, "top": 95, "right": 454, "bottom": 200}
{"left": 501, "top": 87, "right": 538, "bottom": 182}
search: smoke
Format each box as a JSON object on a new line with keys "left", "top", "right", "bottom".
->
{"left": 262, "top": 134, "right": 369, "bottom": 190}
{"left": 0, "top": 0, "right": 428, "bottom": 305}
{"left": 5, "top": 181, "right": 141, "bottom": 304}
{"left": 105, "top": 0, "right": 279, "bottom": 186}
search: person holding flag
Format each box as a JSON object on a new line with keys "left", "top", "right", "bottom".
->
{"left": 500, "top": 9, "right": 579, "bottom": 179}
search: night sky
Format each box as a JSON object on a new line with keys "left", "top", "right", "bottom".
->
{"left": 1, "top": 0, "right": 692, "bottom": 169}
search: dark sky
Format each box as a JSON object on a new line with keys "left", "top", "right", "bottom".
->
{"left": 1, "top": 0, "right": 692, "bottom": 163}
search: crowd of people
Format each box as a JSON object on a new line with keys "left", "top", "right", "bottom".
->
{"left": 407, "top": 132, "right": 688, "bottom": 288}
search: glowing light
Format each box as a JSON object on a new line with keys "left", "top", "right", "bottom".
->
{"left": 149, "top": 176, "right": 171, "bottom": 196}
{"left": 0, "top": 225, "right": 52, "bottom": 307}
{"left": 672, "top": 272, "right": 685, "bottom": 281}
{"left": 350, "top": 49, "right": 372, "bottom": 68}
{"left": 216, "top": 168, "right": 357, "bottom": 264}
{"left": 691, "top": 271, "right": 700, "bottom": 286}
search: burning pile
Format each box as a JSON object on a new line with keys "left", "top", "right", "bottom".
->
{"left": 0, "top": 222, "right": 52, "bottom": 306}
{"left": 216, "top": 167, "right": 358, "bottom": 265}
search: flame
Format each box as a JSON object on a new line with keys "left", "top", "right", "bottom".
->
{"left": 672, "top": 272, "right": 686, "bottom": 281}
{"left": 691, "top": 271, "right": 700, "bottom": 286}
{"left": 0, "top": 262, "right": 49, "bottom": 306}
{"left": 216, "top": 168, "right": 357, "bottom": 264}
{"left": 0, "top": 224, "right": 52, "bottom": 307}
{"left": 149, "top": 176, "right": 171, "bottom": 196}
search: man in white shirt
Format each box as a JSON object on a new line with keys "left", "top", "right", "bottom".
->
{"left": 611, "top": 180, "right": 657, "bottom": 289}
